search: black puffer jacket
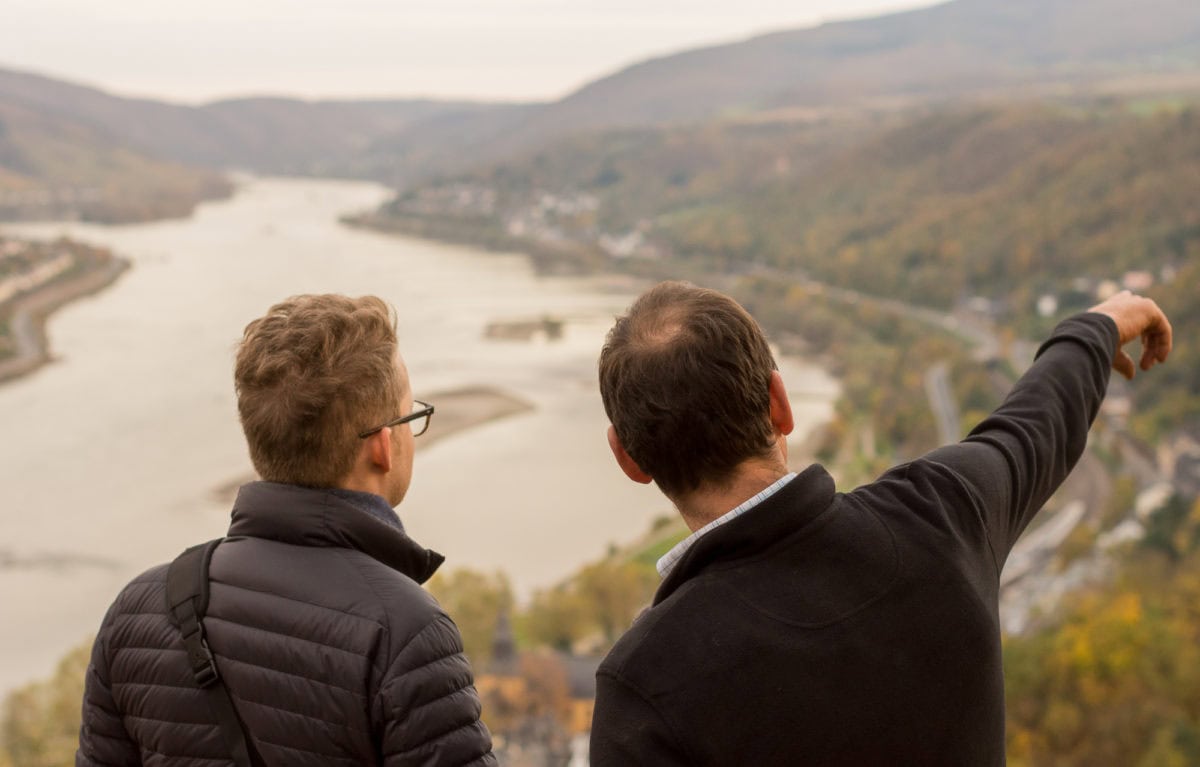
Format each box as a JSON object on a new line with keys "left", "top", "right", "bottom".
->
{"left": 77, "top": 482, "right": 496, "bottom": 766}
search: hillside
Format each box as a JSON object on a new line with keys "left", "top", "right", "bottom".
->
{"left": 377, "top": 99, "right": 1197, "bottom": 307}
{"left": 367, "top": 95, "right": 1200, "bottom": 482}
{"left": 661, "top": 102, "right": 1198, "bottom": 317}
{"left": 501, "top": 0, "right": 1200, "bottom": 147}
{"left": 0, "top": 97, "right": 232, "bottom": 223}
{"left": 0, "top": 68, "right": 534, "bottom": 186}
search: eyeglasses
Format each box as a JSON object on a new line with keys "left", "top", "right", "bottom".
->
{"left": 358, "top": 400, "right": 435, "bottom": 439}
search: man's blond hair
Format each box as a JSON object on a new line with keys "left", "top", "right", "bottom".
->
{"left": 235, "top": 294, "right": 403, "bottom": 487}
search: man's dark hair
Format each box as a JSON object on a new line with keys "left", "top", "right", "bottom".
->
{"left": 598, "top": 281, "right": 778, "bottom": 498}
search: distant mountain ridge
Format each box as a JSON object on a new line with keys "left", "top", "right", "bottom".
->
{"left": 0, "top": 68, "right": 533, "bottom": 180}
{"left": 2, "top": 0, "right": 1199, "bottom": 199}
{"left": 510, "top": 0, "right": 1200, "bottom": 143}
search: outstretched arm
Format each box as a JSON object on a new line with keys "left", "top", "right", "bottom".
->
{"left": 919, "top": 292, "right": 1170, "bottom": 562}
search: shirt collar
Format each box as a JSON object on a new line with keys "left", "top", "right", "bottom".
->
{"left": 228, "top": 482, "right": 442, "bottom": 583}
{"left": 326, "top": 487, "right": 404, "bottom": 531}
{"left": 657, "top": 472, "right": 798, "bottom": 579}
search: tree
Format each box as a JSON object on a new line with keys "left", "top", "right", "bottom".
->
{"left": 1004, "top": 496, "right": 1200, "bottom": 766}
{"left": 574, "top": 560, "right": 658, "bottom": 644}
{"left": 525, "top": 559, "right": 658, "bottom": 652}
{"left": 2, "top": 641, "right": 89, "bottom": 767}
{"left": 524, "top": 586, "right": 591, "bottom": 652}
{"left": 425, "top": 569, "right": 514, "bottom": 667}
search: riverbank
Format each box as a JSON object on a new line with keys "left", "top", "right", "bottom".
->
{"left": 343, "top": 211, "right": 615, "bottom": 277}
{"left": 0, "top": 172, "right": 233, "bottom": 225}
{"left": 0, "top": 250, "right": 129, "bottom": 385}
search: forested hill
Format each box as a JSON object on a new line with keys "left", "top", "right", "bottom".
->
{"left": 383, "top": 100, "right": 1196, "bottom": 300}
{"left": 371, "top": 96, "right": 1199, "bottom": 451}
{"left": 496, "top": 0, "right": 1200, "bottom": 151}
{"left": 0, "top": 92, "right": 232, "bottom": 223}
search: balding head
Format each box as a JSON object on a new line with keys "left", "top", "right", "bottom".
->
{"left": 598, "top": 281, "right": 778, "bottom": 498}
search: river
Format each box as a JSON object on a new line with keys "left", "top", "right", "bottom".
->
{"left": 0, "top": 177, "right": 837, "bottom": 695}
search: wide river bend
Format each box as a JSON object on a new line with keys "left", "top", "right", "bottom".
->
{"left": 0, "top": 177, "right": 837, "bottom": 694}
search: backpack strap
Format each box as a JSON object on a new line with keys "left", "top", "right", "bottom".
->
{"left": 166, "top": 539, "right": 262, "bottom": 767}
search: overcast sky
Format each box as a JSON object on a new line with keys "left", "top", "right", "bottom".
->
{"left": 4, "top": 0, "right": 942, "bottom": 104}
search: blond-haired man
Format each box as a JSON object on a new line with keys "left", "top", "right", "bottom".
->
{"left": 78, "top": 295, "right": 495, "bottom": 766}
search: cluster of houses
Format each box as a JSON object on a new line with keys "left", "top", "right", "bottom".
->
{"left": 475, "top": 611, "right": 601, "bottom": 767}
{"left": 1033, "top": 268, "right": 1171, "bottom": 318}
{"left": 391, "top": 182, "right": 660, "bottom": 261}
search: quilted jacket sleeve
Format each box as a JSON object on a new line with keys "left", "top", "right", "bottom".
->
{"left": 378, "top": 613, "right": 496, "bottom": 767}
{"left": 76, "top": 608, "right": 140, "bottom": 766}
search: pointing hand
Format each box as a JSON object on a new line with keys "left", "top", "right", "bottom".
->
{"left": 1088, "top": 290, "right": 1172, "bottom": 380}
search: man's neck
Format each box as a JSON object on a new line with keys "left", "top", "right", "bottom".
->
{"left": 674, "top": 461, "right": 791, "bottom": 532}
{"left": 337, "top": 471, "right": 393, "bottom": 506}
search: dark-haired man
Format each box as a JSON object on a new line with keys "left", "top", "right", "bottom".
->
{"left": 78, "top": 295, "right": 496, "bottom": 766}
{"left": 590, "top": 282, "right": 1171, "bottom": 765}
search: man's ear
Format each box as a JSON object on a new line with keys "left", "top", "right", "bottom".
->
{"left": 366, "top": 427, "right": 393, "bottom": 473}
{"left": 769, "top": 370, "right": 795, "bottom": 437}
{"left": 607, "top": 425, "right": 653, "bottom": 485}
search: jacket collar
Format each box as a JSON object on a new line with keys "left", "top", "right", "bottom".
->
{"left": 226, "top": 481, "right": 445, "bottom": 584}
{"left": 655, "top": 464, "right": 837, "bottom": 604}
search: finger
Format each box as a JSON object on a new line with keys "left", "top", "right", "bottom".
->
{"left": 1140, "top": 345, "right": 1157, "bottom": 371}
{"left": 1141, "top": 329, "right": 1156, "bottom": 370}
{"left": 1140, "top": 335, "right": 1159, "bottom": 371}
{"left": 1153, "top": 314, "right": 1173, "bottom": 362}
{"left": 1114, "top": 350, "right": 1136, "bottom": 380}
{"left": 1139, "top": 323, "right": 1172, "bottom": 370}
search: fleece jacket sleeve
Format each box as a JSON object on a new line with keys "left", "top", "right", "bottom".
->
{"left": 920, "top": 311, "right": 1118, "bottom": 565}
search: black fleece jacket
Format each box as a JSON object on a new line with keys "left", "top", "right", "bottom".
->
{"left": 590, "top": 312, "right": 1118, "bottom": 766}
{"left": 77, "top": 482, "right": 496, "bottom": 767}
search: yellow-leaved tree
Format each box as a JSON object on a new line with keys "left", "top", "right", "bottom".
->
{"left": 1, "top": 641, "right": 90, "bottom": 767}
